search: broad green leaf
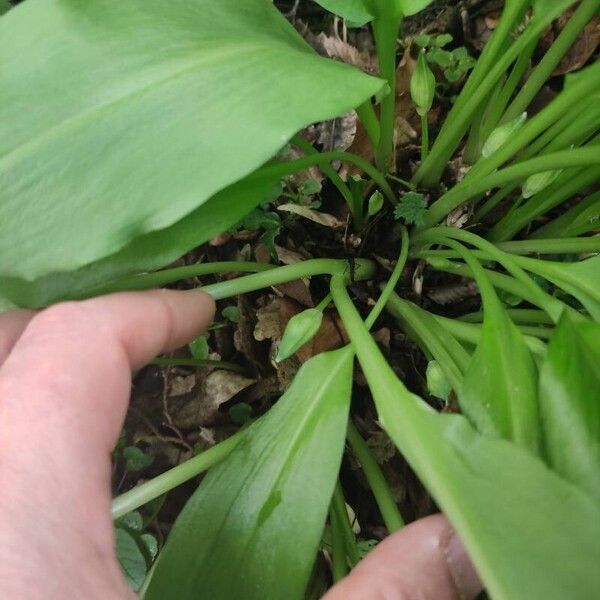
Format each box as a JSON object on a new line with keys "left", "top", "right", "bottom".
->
{"left": 313, "top": 0, "right": 434, "bottom": 23}
{"left": 514, "top": 255, "right": 600, "bottom": 322}
{"left": 333, "top": 283, "right": 600, "bottom": 600}
{"left": 459, "top": 297, "right": 540, "bottom": 451}
{"left": 540, "top": 315, "right": 600, "bottom": 501}
{"left": 145, "top": 347, "right": 354, "bottom": 600}
{"left": 312, "top": 0, "right": 375, "bottom": 25}
{"left": 0, "top": 0, "right": 10, "bottom": 15}
{"left": 0, "top": 0, "right": 382, "bottom": 282}
{"left": 0, "top": 173, "right": 280, "bottom": 308}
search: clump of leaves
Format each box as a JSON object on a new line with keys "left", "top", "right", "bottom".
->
{"left": 414, "top": 33, "right": 475, "bottom": 82}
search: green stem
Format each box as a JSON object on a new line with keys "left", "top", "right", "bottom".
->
{"left": 420, "top": 113, "right": 429, "bottom": 162}
{"left": 200, "top": 258, "right": 376, "bottom": 300}
{"left": 364, "top": 226, "right": 409, "bottom": 329}
{"left": 417, "top": 236, "right": 600, "bottom": 257}
{"left": 489, "top": 163, "right": 600, "bottom": 241}
{"left": 385, "top": 293, "right": 470, "bottom": 390}
{"left": 529, "top": 190, "right": 600, "bottom": 239}
{"left": 329, "top": 505, "right": 348, "bottom": 582}
{"left": 111, "top": 430, "right": 244, "bottom": 519}
{"left": 291, "top": 134, "right": 357, "bottom": 220}
{"left": 257, "top": 150, "right": 396, "bottom": 206}
{"left": 151, "top": 357, "right": 246, "bottom": 374}
{"left": 412, "top": 1, "right": 547, "bottom": 186}
{"left": 356, "top": 99, "right": 381, "bottom": 148}
{"left": 372, "top": 15, "right": 402, "bottom": 170}
{"left": 346, "top": 421, "right": 404, "bottom": 532}
{"left": 332, "top": 482, "right": 361, "bottom": 566}
{"left": 424, "top": 147, "right": 600, "bottom": 226}
{"left": 415, "top": 227, "right": 567, "bottom": 322}
{"left": 459, "top": 308, "right": 553, "bottom": 325}
{"left": 86, "top": 262, "right": 275, "bottom": 296}
{"left": 502, "top": 0, "right": 600, "bottom": 123}
{"left": 316, "top": 293, "right": 333, "bottom": 312}
{"left": 433, "top": 312, "right": 552, "bottom": 341}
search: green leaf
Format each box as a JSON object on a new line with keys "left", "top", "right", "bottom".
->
{"left": 434, "top": 33, "right": 453, "bottom": 47}
{"left": 221, "top": 305, "right": 241, "bottom": 323}
{"left": 540, "top": 315, "right": 600, "bottom": 501}
{"left": 145, "top": 347, "right": 354, "bottom": 600}
{"left": 457, "top": 249, "right": 540, "bottom": 453}
{"left": 312, "top": 0, "right": 375, "bottom": 25}
{"left": 515, "top": 255, "right": 600, "bottom": 322}
{"left": 123, "top": 446, "right": 154, "bottom": 472}
{"left": 116, "top": 527, "right": 149, "bottom": 592}
{"left": 189, "top": 335, "right": 210, "bottom": 361}
{"left": 0, "top": 0, "right": 10, "bottom": 15}
{"left": 0, "top": 0, "right": 382, "bottom": 283}
{"left": 333, "top": 282, "right": 600, "bottom": 600}
{"left": 393, "top": 191, "right": 427, "bottom": 226}
{"left": 0, "top": 173, "right": 281, "bottom": 308}
{"left": 313, "top": 0, "right": 434, "bottom": 22}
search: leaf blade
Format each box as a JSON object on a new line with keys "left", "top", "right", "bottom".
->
{"left": 145, "top": 347, "right": 354, "bottom": 600}
{"left": 0, "top": 0, "right": 382, "bottom": 281}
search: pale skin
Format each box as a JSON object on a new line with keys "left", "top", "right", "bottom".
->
{"left": 0, "top": 290, "right": 481, "bottom": 599}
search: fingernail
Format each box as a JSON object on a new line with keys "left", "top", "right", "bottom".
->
{"left": 445, "top": 531, "right": 483, "bottom": 599}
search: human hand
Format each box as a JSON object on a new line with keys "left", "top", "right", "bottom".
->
{"left": 0, "top": 291, "right": 481, "bottom": 599}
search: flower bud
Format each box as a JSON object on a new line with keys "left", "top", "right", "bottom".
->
{"left": 410, "top": 50, "right": 436, "bottom": 117}
{"left": 426, "top": 360, "right": 451, "bottom": 401}
{"left": 482, "top": 112, "right": 527, "bottom": 158}
{"left": 367, "top": 190, "right": 384, "bottom": 217}
{"left": 522, "top": 168, "right": 562, "bottom": 199}
{"left": 275, "top": 308, "right": 323, "bottom": 362}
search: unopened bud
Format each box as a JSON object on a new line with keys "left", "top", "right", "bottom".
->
{"left": 410, "top": 50, "right": 436, "bottom": 117}
{"left": 275, "top": 308, "right": 323, "bottom": 362}
{"left": 522, "top": 168, "right": 562, "bottom": 199}
{"left": 426, "top": 360, "right": 451, "bottom": 401}
{"left": 482, "top": 113, "right": 527, "bottom": 158}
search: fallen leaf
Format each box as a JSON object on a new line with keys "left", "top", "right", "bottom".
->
{"left": 278, "top": 203, "right": 345, "bottom": 228}
{"left": 553, "top": 15, "right": 599, "bottom": 75}
{"left": 254, "top": 299, "right": 282, "bottom": 342}
{"left": 169, "top": 374, "right": 196, "bottom": 398}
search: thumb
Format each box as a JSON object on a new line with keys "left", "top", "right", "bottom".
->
{"left": 324, "top": 514, "right": 482, "bottom": 600}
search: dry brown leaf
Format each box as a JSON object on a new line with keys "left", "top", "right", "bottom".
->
{"left": 254, "top": 298, "right": 282, "bottom": 342}
{"left": 169, "top": 374, "right": 196, "bottom": 398}
{"left": 553, "top": 15, "right": 600, "bottom": 76}
{"left": 278, "top": 203, "right": 345, "bottom": 229}
{"left": 427, "top": 279, "right": 480, "bottom": 306}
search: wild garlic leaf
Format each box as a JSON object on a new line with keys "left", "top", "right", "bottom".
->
{"left": 539, "top": 315, "right": 600, "bottom": 501}
{"left": 338, "top": 288, "right": 600, "bottom": 600}
{"left": 0, "top": 172, "right": 282, "bottom": 308}
{"left": 0, "top": 0, "right": 382, "bottom": 284}
{"left": 145, "top": 347, "right": 354, "bottom": 600}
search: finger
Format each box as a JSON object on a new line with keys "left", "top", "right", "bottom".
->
{"left": 0, "top": 290, "right": 214, "bottom": 542}
{"left": 324, "top": 514, "right": 482, "bottom": 600}
{"left": 0, "top": 309, "right": 35, "bottom": 365}
{"left": 0, "top": 289, "right": 215, "bottom": 453}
